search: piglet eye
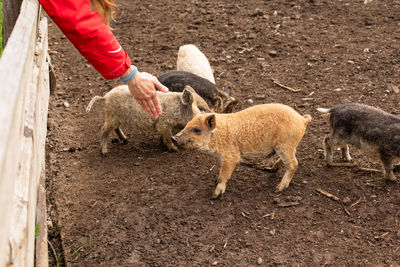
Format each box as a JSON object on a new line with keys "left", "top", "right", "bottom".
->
{"left": 198, "top": 106, "right": 205, "bottom": 112}
{"left": 192, "top": 128, "right": 201, "bottom": 135}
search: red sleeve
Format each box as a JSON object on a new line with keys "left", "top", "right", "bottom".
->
{"left": 39, "top": 0, "right": 131, "bottom": 80}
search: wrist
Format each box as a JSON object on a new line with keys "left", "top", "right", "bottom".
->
{"left": 119, "top": 65, "right": 138, "bottom": 83}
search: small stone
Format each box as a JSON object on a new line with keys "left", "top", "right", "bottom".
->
{"left": 55, "top": 89, "right": 66, "bottom": 96}
{"left": 388, "top": 84, "right": 399, "bottom": 94}
{"left": 247, "top": 99, "right": 254, "bottom": 104}
{"left": 269, "top": 50, "right": 278, "bottom": 57}
{"left": 347, "top": 60, "right": 355, "bottom": 64}
{"left": 363, "top": 48, "right": 370, "bottom": 53}
{"left": 287, "top": 196, "right": 302, "bottom": 202}
{"left": 257, "top": 257, "right": 263, "bottom": 265}
{"left": 212, "top": 261, "right": 218, "bottom": 266}
{"left": 252, "top": 8, "right": 264, "bottom": 17}
{"left": 63, "top": 101, "right": 70, "bottom": 108}
{"left": 269, "top": 229, "right": 276, "bottom": 235}
{"left": 255, "top": 94, "right": 266, "bottom": 100}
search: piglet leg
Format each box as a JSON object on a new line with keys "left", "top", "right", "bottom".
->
{"left": 100, "top": 124, "right": 115, "bottom": 156}
{"left": 341, "top": 145, "right": 352, "bottom": 162}
{"left": 275, "top": 147, "right": 298, "bottom": 192}
{"left": 212, "top": 155, "right": 240, "bottom": 199}
{"left": 115, "top": 127, "right": 128, "bottom": 143}
{"left": 380, "top": 154, "right": 397, "bottom": 181}
{"left": 324, "top": 135, "right": 354, "bottom": 167}
{"left": 157, "top": 126, "right": 178, "bottom": 152}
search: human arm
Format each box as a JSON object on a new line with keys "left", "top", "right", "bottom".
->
{"left": 39, "top": 0, "right": 168, "bottom": 117}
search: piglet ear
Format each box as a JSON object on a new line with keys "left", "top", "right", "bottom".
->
{"left": 205, "top": 114, "right": 216, "bottom": 130}
{"left": 223, "top": 97, "right": 238, "bottom": 113}
{"left": 224, "top": 87, "right": 233, "bottom": 96}
{"left": 192, "top": 103, "right": 201, "bottom": 116}
{"left": 181, "top": 85, "right": 194, "bottom": 106}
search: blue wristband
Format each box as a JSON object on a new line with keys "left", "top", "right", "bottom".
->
{"left": 119, "top": 65, "right": 138, "bottom": 83}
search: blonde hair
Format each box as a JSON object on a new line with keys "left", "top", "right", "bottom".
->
{"left": 90, "top": 0, "right": 117, "bottom": 27}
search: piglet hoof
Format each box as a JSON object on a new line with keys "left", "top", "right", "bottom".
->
{"left": 100, "top": 148, "right": 108, "bottom": 157}
{"left": 274, "top": 187, "right": 283, "bottom": 194}
{"left": 211, "top": 193, "right": 222, "bottom": 200}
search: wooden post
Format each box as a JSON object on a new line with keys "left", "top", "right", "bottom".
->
{"left": 0, "top": 0, "right": 50, "bottom": 265}
{"left": 2, "top": 0, "right": 24, "bottom": 47}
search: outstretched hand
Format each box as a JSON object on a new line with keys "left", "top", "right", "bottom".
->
{"left": 127, "top": 71, "right": 169, "bottom": 117}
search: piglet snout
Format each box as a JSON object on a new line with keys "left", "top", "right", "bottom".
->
{"left": 171, "top": 136, "right": 179, "bottom": 146}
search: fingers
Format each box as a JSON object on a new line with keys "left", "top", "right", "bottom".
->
{"left": 136, "top": 99, "right": 150, "bottom": 115}
{"left": 128, "top": 72, "right": 165, "bottom": 117}
{"left": 153, "top": 79, "right": 169, "bottom": 93}
{"left": 152, "top": 93, "right": 162, "bottom": 116}
{"left": 145, "top": 98, "right": 157, "bottom": 117}
{"left": 137, "top": 96, "right": 161, "bottom": 117}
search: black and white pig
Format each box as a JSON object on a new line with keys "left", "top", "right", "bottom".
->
{"left": 158, "top": 71, "right": 237, "bottom": 113}
{"left": 318, "top": 103, "right": 400, "bottom": 181}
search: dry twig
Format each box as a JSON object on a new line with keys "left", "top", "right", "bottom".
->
{"left": 209, "top": 165, "right": 216, "bottom": 172}
{"left": 349, "top": 197, "right": 365, "bottom": 209}
{"left": 358, "top": 167, "right": 380, "bottom": 172}
{"left": 316, "top": 188, "right": 351, "bottom": 216}
{"left": 209, "top": 244, "right": 216, "bottom": 253}
{"left": 241, "top": 211, "right": 250, "bottom": 218}
{"left": 48, "top": 239, "right": 59, "bottom": 266}
{"left": 263, "top": 212, "right": 275, "bottom": 219}
{"left": 316, "top": 188, "right": 340, "bottom": 201}
{"left": 271, "top": 78, "right": 301, "bottom": 92}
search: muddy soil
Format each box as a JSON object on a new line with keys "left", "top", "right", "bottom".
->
{"left": 45, "top": 0, "right": 400, "bottom": 266}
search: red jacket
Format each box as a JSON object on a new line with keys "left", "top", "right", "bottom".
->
{"left": 39, "top": 0, "right": 131, "bottom": 79}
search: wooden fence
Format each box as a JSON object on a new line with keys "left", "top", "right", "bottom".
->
{"left": 0, "top": 0, "right": 50, "bottom": 266}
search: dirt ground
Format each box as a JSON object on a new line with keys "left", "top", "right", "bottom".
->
{"left": 45, "top": 0, "right": 400, "bottom": 266}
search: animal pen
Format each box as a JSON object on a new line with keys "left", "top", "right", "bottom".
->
{"left": 0, "top": 0, "right": 50, "bottom": 266}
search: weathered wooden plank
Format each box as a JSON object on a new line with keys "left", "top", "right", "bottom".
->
{"left": 0, "top": 0, "right": 40, "bottom": 265}
{"left": 34, "top": 17, "right": 50, "bottom": 267}
{"left": 7, "top": 13, "right": 50, "bottom": 267}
